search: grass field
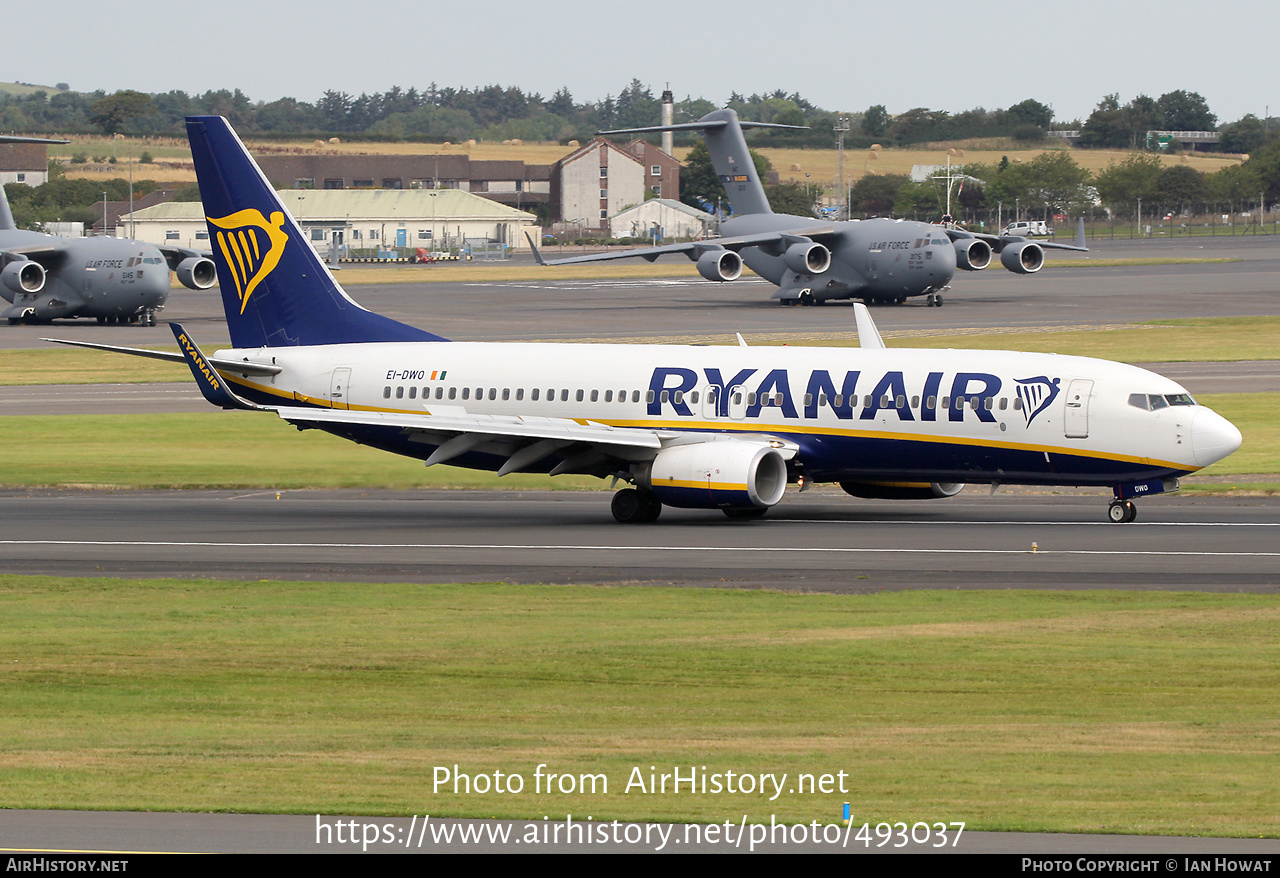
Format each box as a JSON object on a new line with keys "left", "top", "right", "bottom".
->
{"left": 52, "top": 135, "right": 1245, "bottom": 189}
{"left": 1, "top": 576, "right": 1276, "bottom": 834}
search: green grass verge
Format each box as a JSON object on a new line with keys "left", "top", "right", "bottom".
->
{"left": 1, "top": 346, "right": 196, "bottom": 385}
{"left": 1, "top": 577, "right": 1277, "bottom": 835}
{"left": 0, "top": 413, "right": 597, "bottom": 490}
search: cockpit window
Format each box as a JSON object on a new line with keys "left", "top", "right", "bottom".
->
{"left": 1129, "top": 392, "right": 1198, "bottom": 411}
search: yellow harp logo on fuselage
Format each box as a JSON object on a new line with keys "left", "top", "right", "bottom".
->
{"left": 207, "top": 209, "right": 290, "bottom": 314}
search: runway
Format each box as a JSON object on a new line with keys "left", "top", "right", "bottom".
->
{"left": 2, "top": 488, "right": 1277, "bottom": 590}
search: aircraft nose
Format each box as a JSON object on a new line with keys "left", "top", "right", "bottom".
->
{"left": 1191, "top": 407, "right": 1243, "bottom": 467}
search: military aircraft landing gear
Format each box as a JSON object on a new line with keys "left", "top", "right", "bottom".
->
{"left": 797, "top": 289, "right": 814, "bottom": 306}
{"left": 927, "top": 293, "right": 944, "bottom": 307}
{"left": 139, "top": 309, "right": 157, "bottom": 327}
{"left": 1107, "top": 500, "right": 1137, "bottom": 523}
{"left": 611, "top": 488, "right": 662, "bottom": 523}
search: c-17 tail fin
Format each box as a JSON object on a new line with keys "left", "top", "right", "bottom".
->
{"left": 185, "top": 116, "right": 446, "bottom": 349}
{"left": 599, "top": 109, "right": 803, "bottom": 218}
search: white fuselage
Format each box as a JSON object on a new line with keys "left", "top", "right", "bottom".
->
{"left": 215, "top": 340, "right": 1239, "bottom": 487}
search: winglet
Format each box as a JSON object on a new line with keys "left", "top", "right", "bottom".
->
{"left": 1076, "top": 217, "right": 1087, "bottom": 250}
{"left": 853, "top": 304, "right": 886, "bottom": 349}
{"left": 169, "top": 322, "right": 268, "bottom": 410}
{"left": 525, "top": 232, "right": 546, "bottom": 266}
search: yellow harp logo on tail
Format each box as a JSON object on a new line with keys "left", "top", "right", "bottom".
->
{"left": 207, "top": 209, "right": 290, "bottom": 314}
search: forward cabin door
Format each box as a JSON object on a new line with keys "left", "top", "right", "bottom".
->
{"left": 1064, "top": 378, "right": 1093, "bottom": 438}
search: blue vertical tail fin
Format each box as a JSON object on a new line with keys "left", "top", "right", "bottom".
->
{"left": 185, "top": 115, "right": 446, "bottom": 348}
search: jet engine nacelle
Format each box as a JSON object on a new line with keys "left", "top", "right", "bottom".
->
{"left": 840, "top": 481, "right": 965, "bottom": 501}
{"left": 1, "top": 260, "right": 46, "bottom": 301}
{"left": 175, "top": 256, "right": 218, "bottom": 290}
{"left": 954, "top": 238, "right": 992, "bottom": 271}
{"left": 695, "top": 249, "right": 743, "bottom": 282}
{"left": 1000, "top": 241, "right": 1044, "bottom": 274}
{"left": 639, "top": 440, "right": 788, "bottom": 511}
{"left": 783, "top": 241, "right": 831, "bottom": 275}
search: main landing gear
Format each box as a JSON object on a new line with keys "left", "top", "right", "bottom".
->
{"left": 611, "top": 488, "right": 662, "bottom": 523}
{"left": 1107, "top": 500, "right": 1138, "bottom": 523}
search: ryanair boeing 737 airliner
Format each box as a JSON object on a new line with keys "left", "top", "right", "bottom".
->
{"left": 48, "top": 116, "right": 1242, "bottom": 524}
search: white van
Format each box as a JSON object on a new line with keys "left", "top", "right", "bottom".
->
{"left": 1000, "top": 221, "right": 1049, "bottom": 237}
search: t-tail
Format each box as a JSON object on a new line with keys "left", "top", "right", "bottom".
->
{"left": 599, "top": 108, "right": 802, "bottom": 218}
{"left": 185, "top": 115, "right": 446, "bottom": 348}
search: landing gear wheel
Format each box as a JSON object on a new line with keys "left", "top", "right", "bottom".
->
{"left": 798, "top": 289, "right": 814, "bottom": 306}
{"left": 723, "top": 506, "right": 768, "bottom": 520}
{"left": 1108, "top": 500, "right": 1138, "bottom": 523}
{"left": 934, "top": 293, "right": 943, "bottom": 307}
{"left": 97, "top": 316, "right": 106, "bottom": 325}
{"left": 612, "top": 488, "right": 661, "bottom": 523}
{"left": 639, "top": 491, "right": 662, "bottom": 523}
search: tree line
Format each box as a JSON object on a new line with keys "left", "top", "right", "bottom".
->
{"left": 3, "top": 81, "right": 1272, "bottom": 152}
{"left": 847, "top": 145, "right": 1280, "bottom": 225}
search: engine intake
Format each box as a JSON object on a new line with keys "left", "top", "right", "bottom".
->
{"left": 1000, "top": 241, "right": 1044, "bottom": 274}
{"left": 954, "top": 238, "right": 992, "bottom": 271}
{"left": 176, "top": 256, "right": 218, "bottom": 290}
{"left": 695, "top": 249, "right": 742, "bottom": 282}
{"left": 783, "top": 241, "right": 831, "bottom": 275}
{"left": 639, "top": 440, "right": 788, "bottom": 511}
{"left": 1, "top": 260, "right": 46, "bottom": 301}
{"left": 840, "top": 481, "right": 964, "bottom": 500}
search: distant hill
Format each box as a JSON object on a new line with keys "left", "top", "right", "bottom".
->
{"left": 0, "top": 81, "right": 66, "bottom": 97}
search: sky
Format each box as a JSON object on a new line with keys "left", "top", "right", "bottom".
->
{"left": 8, "top": 0, "right": 1277, "bottom": 126}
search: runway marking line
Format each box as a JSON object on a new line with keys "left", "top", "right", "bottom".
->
{"left": 2, "top": 540, "right": 1278, "bottom": 558}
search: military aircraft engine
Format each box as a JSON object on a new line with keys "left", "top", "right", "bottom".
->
{"left": 175, "top": 256, "right": 218, "bottom": 290}
{"left": 638, "top": 440, "right": 788, "bottom": 511}
{"left": 839, "top": 481, "right": 965, "bottom": 500}
{"left": 954, "top": 238, "right": 992, "bottom": 271}
{"left": 1, "top": 260, "right": 46, "bottom": 301}
{"left": 1000, "top": 241, "right": 1045, "bottom": 274}
{"left": 783, "top": 241, "right": 831, "bottom": 275}
{"left": 695, "top": 249, "right": 743, "bottom": 282}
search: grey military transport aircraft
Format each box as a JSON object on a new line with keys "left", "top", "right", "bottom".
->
{"left": 0, "top": 136, "right": 217, "bottom": 326}
{"left": 531, "top": 109, "right": 1086, "bottom": 307}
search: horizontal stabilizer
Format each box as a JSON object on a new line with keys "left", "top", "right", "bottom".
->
{"left": 41, "top": 336, "right": 282, "bottom": 376}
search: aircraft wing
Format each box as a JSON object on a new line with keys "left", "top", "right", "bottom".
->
{"left": 157, "top": 245, "right": 213, "bottom": 262}
{"left": 943, "top": 228, "right": 1088, "bottom": 253}
{"left": 529, "top": 227, "right": 840, "bottom": 266}
{"left": 1, "top": 240, "right": 68, "bottom": 267}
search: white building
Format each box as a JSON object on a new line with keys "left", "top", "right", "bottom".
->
{"left": 118, "top": 188, "right": 541, "bottom": 253}
{"left": 609, "top": 198, "right": 712, "bottom": 241}
{"left": 551, "top": 139, "right": 646, "bottom": 232}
